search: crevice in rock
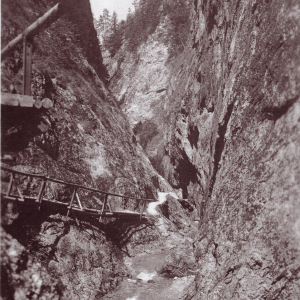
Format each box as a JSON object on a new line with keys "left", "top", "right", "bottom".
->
{"left": 192, "top": 40, "right": 199, "bottom": 50}
{"left": 269, "top": 266, "right": 300, "bottom": 299}
{"left": 181, "top": 107, "right": 189, "bottom": 118}
{"left": 262, "top": 95, "right": 299, "bottom": 121}
{"left": 172, "top": 149, "right": 199, "bottom": 199}
{"left": 198, "top": 95, "right": 207, "bottom": 113}
{"left": 188, "top": 125, "right": 199, "bottom": 148}
{"left": 212, "top": 242, "right": 220, "bottom": 266}
{"left": 208, "top": 102, "right": 234, "bottom": 198}
{"left": 194, "top": 0, "right": 198, "bottom": 11}
{"left": 196, "top": 72, "right": 202, "bottom": 83}
{"left": 207, "top": 4, "right": 218, "bottom": 35}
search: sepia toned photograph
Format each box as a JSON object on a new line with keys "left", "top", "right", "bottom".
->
{"left": 1, "top": 0, "right": 300, "bottom": 299}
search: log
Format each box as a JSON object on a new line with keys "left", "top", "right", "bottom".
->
{"left": 1, "top": 93, "right": 35, "bottom": 107}
{"left": 1, "top": 3, "right": 63, "bottom": 60}
{"left": 41, "top": 98, "right": 53, "bottom": 108}
{"left": 1, "top": 93, "right": 53, "bottom": 109}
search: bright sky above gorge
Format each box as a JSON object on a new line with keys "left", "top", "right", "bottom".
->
{"left": 89, "top": 0, "right": 134, "bottom": 21}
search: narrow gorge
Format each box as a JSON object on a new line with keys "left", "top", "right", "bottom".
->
{"left": 1, "top": 0, "right": 300, "bottom": 299}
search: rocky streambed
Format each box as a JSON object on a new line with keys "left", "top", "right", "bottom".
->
{"left": 103, "top": 193, "right": 196, "bottom": 300}
{"left": 102, "top": 192, "right": 198, "bottom": 300}
{"left": 103, "top": 250, "right": 195, "bottom": 300}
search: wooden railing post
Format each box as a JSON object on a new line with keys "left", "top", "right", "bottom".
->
{"left": 23, "top": 36, "right": 33, "bottom": 95}
{"left": 140, "top": 200, "right": 146, "bottom": 221}
{"left": 67, "top": 188, "right": 76, "bottom": 217}
{"left": 6, "top": 172, "right": 14, "bottom": 196}
{"left": 99, "top": 194, "right": 108, "bottom": 222}
{"left": 76, "top": 192, "right": 83, "bottom": 210}
{"left": 37, "top": 177, "right": 46, "bottom": 210}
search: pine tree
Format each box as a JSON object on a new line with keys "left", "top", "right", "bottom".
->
{"left": 103, "top": 12, "right": 125, "bottom": 57}
{"left": 111, "top": 11, "right": 118, "bottom": 34}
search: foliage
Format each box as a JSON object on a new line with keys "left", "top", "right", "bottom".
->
{"left": 162, "top": 0, "right": 192, "bottom": 56}
{"left": 103, "top": 20, "right": 125, "bottom": 57}
{"left": 123, "top": 0, "right": 162, "bottom": 52}
{"left": 94, "top": 0, "right": 191, "bottom": 57}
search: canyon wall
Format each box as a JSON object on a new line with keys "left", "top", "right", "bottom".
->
{"left": 175, "top": 1, "right": 300, "bottom": 298}
{"left": 108, "top": 19, "right": 171, "bottom": 176}
{"left": 109, "top": 0, "right": 300, "bottom": 298}
{"left": 1, "top": 0, "right": 174, "bottom": 298}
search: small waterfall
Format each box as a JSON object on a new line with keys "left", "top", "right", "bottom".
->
{"left": 147, "top": 192, "right": 178, "bottom": 216}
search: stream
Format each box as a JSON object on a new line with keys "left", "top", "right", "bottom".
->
{"left": 102, "top": 192, "right": 196, "bottom": 300}
{"left": 102, "top": 249, "right": 194, "bottom": 300}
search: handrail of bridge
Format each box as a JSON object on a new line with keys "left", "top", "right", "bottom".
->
{"left": 1, "top": 166, "right": 155, "bottom": 202}
{"left": 1, "top": 166, "right": 156, "bottom": 221}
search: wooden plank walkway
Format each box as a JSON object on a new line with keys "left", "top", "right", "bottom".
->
{"left": 1, "top": 166, "right": 156, "bottom": 223}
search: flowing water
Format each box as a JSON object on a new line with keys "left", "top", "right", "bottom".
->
{"left": 102, "top": 250, "right": 194, "bottom": 300}
{"left": 102, "top": 192, "right": 195, "bottom": 300}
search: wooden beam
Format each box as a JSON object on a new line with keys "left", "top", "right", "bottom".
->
{"left": 37, "top": 178, "right": 47, "bottom": 210}
{"left": 23, "top": 37, "right": 33, "bottom": 95}
{"left": 6, "top": 173, "right": 14, "bottom": 196}
{"left": 99, "top": 194, "right": 108, "bottom": 222}
{"left": 67, "top": 189, "right": 77, "bottom": 217}
{"left": 76, "top": 193, "right": 83, "bottom": 210}
{"left": 1, "top": 3, "right": 63, "bottom": 60}
{"left": 1, "top": 93, "right": 53, "bottom": 109}
{"left": 1, "top": 93, "right": 35, "bottom": 107}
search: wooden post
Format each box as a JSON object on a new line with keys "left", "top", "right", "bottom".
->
{"left": 17, "top": 187, "right": 25, "bottom": 201}
{"left": 37, "top": 178, "right": 46, "bottom": 210}
{"left": 23, "top": 37, "right": 33, "bottom": 95}
{"left": 76, "top": 193, "right": 83, "bottom": 210}
{"left": 6, "top": 173, "right": 14, "bottom": 196}
{"left": 107, "top": 200, "right": 112, "bottom": 212}
{"left": 1, "top": 3, "right": 63, "bottom": 60}
{"left": 67, "top": 189, "right": 76, "bottom": 217}
{"left": 99, "top": 194, "right": 108, "bottom": 222}
{"left": 140, "top": 200, "right": 146, "bottom": 221}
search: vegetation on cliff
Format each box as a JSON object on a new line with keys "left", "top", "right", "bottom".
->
{"left": 94, "top": 0, "right": 192, "bottom": 57}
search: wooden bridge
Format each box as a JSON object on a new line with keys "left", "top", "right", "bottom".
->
{"left": 1, "top": 166, "right": 156, "bottom": 224}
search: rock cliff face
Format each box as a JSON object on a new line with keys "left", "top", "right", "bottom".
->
{"left": 108, "top": 22, "right": 170, "bottom": 175}
{"left": 2, "top": 0, "right": 300, "bottom": 298}
{"left": 1, "top": 0, "right": 175, "bottom": 298}
{"left": 109, "top": 0, "right": 300, "bottom": 298}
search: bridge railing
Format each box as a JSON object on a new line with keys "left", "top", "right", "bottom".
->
{"left": 1, "top": 166, "right": 155, "bottom": 221}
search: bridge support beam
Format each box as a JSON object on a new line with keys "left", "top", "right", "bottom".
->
{"left": 76, "top": 193, "right": 83, "bottom": 210}
{"left": 140, "top": 200, "right": 146, "bottom": 221}
{"left": 37, "top": 178, "right": 46, "bottom": 210}
{"left": 6, "top": 173, "right": 14, "bottom": 196}
{"left": 99, "top": 194, "right": 108, "bottom": 222}
{"left": 67, "top": 189, "right": 77, "bottom": 217}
